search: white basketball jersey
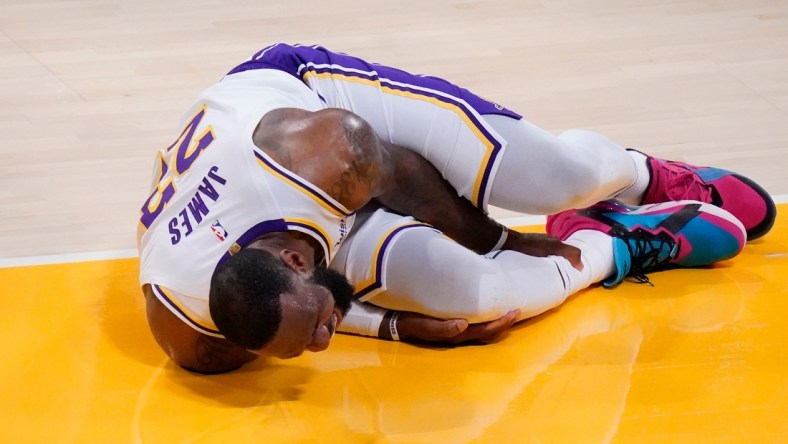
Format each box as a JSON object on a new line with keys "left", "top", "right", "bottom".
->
{"left": 137, "top": 69, "right": 355, "bottom": 336}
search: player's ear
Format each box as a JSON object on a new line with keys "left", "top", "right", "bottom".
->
{"left": 279, "top": 249, "right": 309, "bottom": 274}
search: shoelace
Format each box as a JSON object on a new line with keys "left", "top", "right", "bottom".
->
{"left": 612, "top": 226, "right": 679, "bottom": 286}
{"left": 662, "top": 161, "right": 714, "bottom": 203}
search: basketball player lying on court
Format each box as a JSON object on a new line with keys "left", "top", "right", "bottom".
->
{"left": 137, "top": 43, "right": 776, "bottom": 374}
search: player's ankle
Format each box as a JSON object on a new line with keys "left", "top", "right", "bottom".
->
{"left": 616, "top": 149, "right": 650, "bottom": 204}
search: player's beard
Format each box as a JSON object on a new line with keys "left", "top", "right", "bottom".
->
{"left": 308, "top": 266, "right": 354, "bottom": 316}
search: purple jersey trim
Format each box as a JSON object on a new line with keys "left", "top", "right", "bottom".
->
{"left": 285, "top": 220, "right": 331, "bottom": 263}
{"left": 214, "top": 219, "right": 290, "bottom": 272}
{"left": 228, "top": 43, "right": 521, "bottom": 119}
{"left": 212, "top": 218, "right": 331, "bottom": 273}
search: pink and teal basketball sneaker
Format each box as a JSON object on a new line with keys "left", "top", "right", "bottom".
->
{"left": 546, "top": 200, "right": 746, "bottom": 287}
{"left": 632, "top": 150, "right": 776, "bottom": 240}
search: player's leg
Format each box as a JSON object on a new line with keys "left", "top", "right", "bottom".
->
{"left": 369, "top": 228, "right": 614, "bottom": 323}
{"left": 486, "top": 116, "right": 776, "bottom": 238}
{"left": 484, "top": 115, "right": 638, "bottom": 214}
{"left": 332, "top": 208, "right": 614, "bottom": 324}
{"left": 274, "top": 44, "right": 642, "bottom": 213}
{"left": 232, "top": 44, "right": 776, "bottom": 238}
{"left": 335, "top": 200, "right": 746, "bottom": 327}
{"left": 311, "top": 53, "right": 776, "bottom": 239}
{"left": 234, "top": 43, "right": 628, "bottom": 212}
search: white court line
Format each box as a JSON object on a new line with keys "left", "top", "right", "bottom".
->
{"left": 0, "top": 249, "right": 139, "bottom": 269}
{"left": 2, "top": 194, "right": 786, "bottom": 269}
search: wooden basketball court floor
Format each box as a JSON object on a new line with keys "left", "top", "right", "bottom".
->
{"left": 1, "top": 1, "right": 787, "bottom": 442}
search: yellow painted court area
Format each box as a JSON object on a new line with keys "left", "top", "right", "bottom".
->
{"left": 1, "top": 208, "right": 786, "bottom": 443}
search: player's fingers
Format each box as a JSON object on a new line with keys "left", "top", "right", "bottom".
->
{"left": 428, "top": 319, "right": 468, "bottom": 340}
{"left": 450, "top": 309, "right": 520, "bottom": 344}
{"left": 563, "top": 244, "right": 584, "bottom": 271}
{"left": 484, "top": 309, "right": 520, "bottom": 337}
{"left": 482, "top": 309, "right": 519, "bottom": 331}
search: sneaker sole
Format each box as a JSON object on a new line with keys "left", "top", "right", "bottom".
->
{"left": 729, "top": 173, "right": 776, "bottom": 241}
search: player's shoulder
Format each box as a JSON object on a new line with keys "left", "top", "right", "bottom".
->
{"left": 253, "top": 107, "right": 361, "bottom": 163}
{"left": 253, "top": 107, "right": 384, "bottom": 211}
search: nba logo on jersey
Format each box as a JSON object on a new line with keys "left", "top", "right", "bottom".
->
{"left": 210, "top": 220, "right": 228, "bottom": 241}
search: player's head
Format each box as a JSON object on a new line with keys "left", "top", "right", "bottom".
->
{"left": 209, "top": 248, "right": 354, "bottom": 359}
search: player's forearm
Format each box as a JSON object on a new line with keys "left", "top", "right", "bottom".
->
{"left": 374, "top": 142, "right": 504, "bottom": 253}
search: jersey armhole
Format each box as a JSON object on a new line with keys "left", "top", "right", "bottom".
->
{"left": 149, "top": 284, "right": 224, "bottom": 338}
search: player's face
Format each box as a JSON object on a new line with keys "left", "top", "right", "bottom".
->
{"left": 258, "top": 267, "right": 354, "bottom": 359}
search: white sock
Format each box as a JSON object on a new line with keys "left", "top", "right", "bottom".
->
{"left": 616, "top": 150, "right": 650, "bottom": 205}
{"left": 563, "top": 230, "right": 616, "bottom": 285}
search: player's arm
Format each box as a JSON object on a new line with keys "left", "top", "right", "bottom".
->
{"left": 338, "top": 299, "right": 520, "bottom": 344}
{"left": 144, "top": 286, "right": 258, "bottom": 374}
{"left": 372, "top": 139, "right": 580, "bottom": 266}
{"left": 372, "top": 141, "right": 501, "bottom": 253}
{"left": 314, "top": 108, "right": 577, "bottom": 263}
{"left": 381, "top": 309, "right": 521, "bottom": 344}
{"left": 314, "top": 109, "right": 502, "bottom": 253}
